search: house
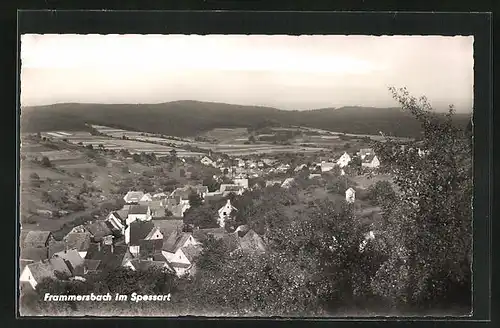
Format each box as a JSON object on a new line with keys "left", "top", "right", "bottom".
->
{"left": 357, "top": 148, "right": 374, "bottom": 160}
{"left": 84, "top": 221, "right": 114, "bottom": 243}
{"left": 345, "top": 187, "right": 356, "bottom": 204}
{"left": 261, "top": 158, "right": 275, "bottom": 166}
{"left": 21, "top": 231, "right": 54, "bottom": 248}
{"left": 337, "top": 152, "right": 352, "bottom": 168}
{"left": 233, "top": 178, "right": 249, "bottom": 189}
{"left": 152, "top": 192, "right": 168, "bottom": 200}
{"left": 192, "top": 227, "right": 227, "bottom": 242}
{"left": 81, "top": 259, "right": 101, "bottom": 275}
{"left": 204, "top": 191, "right": 225, "bottom": 203}
{"left": 281, "top": 178, "right": 295, "bottom": 189}
{"left": 247, "top": 160, "right": 257, "bottom": 169}
{"left": 126, "top": 205, "right": 152, "bottom": 224}
{"left": 171, "top": 185, "right": 208, "bottom": 201}
{"left": 140, "top": 193, "right": 153, "bottom": 202}
{"left": 123, "top": 191, "right": 145, "bottom": 204}
{"left": 152, "top": 219, "right": 184, "bottom": 239}
{"left": 321, "top": 162, "right": 336, "bottom": 173}
{"left": 362, "top": 154, "right": 380, "bottom": 169}
{"left": 84, "top": 243, "right": 130, "bottom": 272}
{"left": 138, "top": 239, "right": 166, "bottom": 260}
{"left": 162, "top": 231, "right": 201, "bottom": 276}
{"left": 218, "top": 199, "right": 237, "bottom": 227}
{"left": 20, "top": 256, "right": 72, "bottom": 290}
{"left": 106, "top": 211, "right": 126, "bottom": 236}
{"left": 220, "top": 184, "right": 244, "bottom": 196}
{"left": 52, "top": 249, "right": 85, "bottom": 275}
{"left": 126, "top": 220, "right": 163, "bottom": 255}
{"left": 200, "top": 156, "right": 216, "bottom": 167}
{"left": 235, "top": 228, "right": 266, "bottom": 254}
{"left": 63, "top": 232, "right": 91, "bottom": 259}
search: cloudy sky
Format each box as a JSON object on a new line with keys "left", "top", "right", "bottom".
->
{"left": 20, "top": 34, "right": 474, "bottom": 112}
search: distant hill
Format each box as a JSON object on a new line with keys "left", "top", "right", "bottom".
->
{"left": 20, "top": 101, "right": 471, "bottom": 138}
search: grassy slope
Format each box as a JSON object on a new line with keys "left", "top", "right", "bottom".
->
{"left": 21, "top": 101, "right": 472, "bottom": 138}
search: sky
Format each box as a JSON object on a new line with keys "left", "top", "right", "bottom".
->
{"left": 20, "top": 34, "right": 474, "bottom": 112}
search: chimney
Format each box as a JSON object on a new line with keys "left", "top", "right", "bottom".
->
{"left": 111, "top": 243, "right": 114, "bottom": 254}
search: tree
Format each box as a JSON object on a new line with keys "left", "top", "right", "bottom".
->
{"left": 41, "top": 156, "right": 52, "bottom": 167}
{"left": 188, "top": 192, "right": 203, "bottom": 208}
{"left": 95, "top": 157, "right": 107, "bottom": 167}
{"left": 370, "top": 87, "right": 472, "bottom": 308}
{"left": 183, "top": 203, "right": 219, "bottom": 229}
{"left": 367, "top": 180, "right": 396, "bottom": 206}
{"left": 203, "top": 176, "right": 220, "bottom": 192}
{"left": 248, "top": 135, "right": 256, "bottom": 143}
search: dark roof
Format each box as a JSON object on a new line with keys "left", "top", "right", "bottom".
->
{"left": 205, "top": 193, "right": 225, "bottom": 202}
{"left": 150, "top": 219, "right": 183, "bottom": 238}
{"left": 63, "top": 232, "right": 91, "bottom": 251}
{"left": 139, "top": 239, "right": 164, "bottom": 257}
{"left": 85, "top": 243, "right": 128, "bottom": 265}
{"left": 52, "top": 249, "right": 84, "bottom": 274}
{"left": 152, "top": 253, "right": 167, "bottom": 262}
{"left": 20, "top": 247, "right": 48, "bottom": 262}
{"left": 128, "top": 205, "right": 149, "bottom": 215}
{"left": 162, "top": 230, "right": 192, "bottom": 253}
{"left": 48, "top": 241, "right": 67, "bottom": 257}
{"left": 83, "top": 259, "right": 101, "bottom": 271}
{"left": 129, "top": 221, "right": 156, "bottom": 246}
{"left": 22, "top": 231, "right": 52, "bottom": 248}
{"left": 85, "top": 221, "right": 113, "bottom": 241}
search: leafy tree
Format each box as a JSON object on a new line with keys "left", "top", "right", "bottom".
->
{"left": 169, "top": 149, "right": 177, "bottom": 159}
{"left": 370, "top": 87, "right": 472, "bottom": 308}
{"left": 203, "top": 176, "right": 220, "bottom": 192}
{"left": 188, "top": 192, "right": 203, "bottom": 208}
{"left": 183, "top": 203, "right": 219, "bottom": 229}
{"left": 41, "top": 156, "right": 52, "bottom": 167}
{"left": 367, "top": 180, "right": 396, "bottom": 206}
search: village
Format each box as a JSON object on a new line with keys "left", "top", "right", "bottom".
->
{"left": 19, "top": 144, "right": 385, "bottom": 291}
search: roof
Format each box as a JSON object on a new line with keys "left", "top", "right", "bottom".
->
{"left": 83, "top": 259, "right": 101, "bottom": 271}
{"left": 220, "top": 184, "right": 243, "bottom": 192}
{"left": 150, "top": 219, "right": 183, "bottom": 237}
{"left": 108, "top": 211, "right": 123, "bottom": 221}
{"left": 129, "top": 259, "right": 169, "bottom": 271}
{"left": 116, "top": 209, "right": 129, "bottom": 219}
{"left": 362, "top": 154, "right": 377, "bottom": 163}
{"left": 124, "top": 191, "right": 145, "bottom": 203}
{"left": 180, "top": 245, "right": 202, "bottom": 263}
{"left": 128, "top": 205, "right": 150, "bottom": 215}
{"left": 63, "top": 232, "right": 91, "bottom": 252}
{"left": 84, "top": 244, "right": 128, "bottom": 271}
{"left": 48, "top": 241, "right": 67, "bottom": 257}
{"left": 192, "top": 228, "right": 227, "bottom": 242}
{"left": 139, "top": 239, "right": 164, "bottom": 257}
{"left": 204, "top": 193, "right": 224, "bottom": 202}
{"left": 162, "top": 230, "right": 192, "bottom": 253}
{"left": 22, "top": 231, "right": 52, "bottom": 248}
{"left": 20, "top": 247, "right": 48, "bottom": 262}
{"left": 52, "top": 249, "right": 84, "bottom": 273}
{"left": 129, "top": 220, "right": 156, "bottom": 246}
{"left": 27, "top": 257, "right": 71, "bottom": 282}
{"left": 85, "top": 221, "right": 113, "bottom": 241}
{"left": 238, "top": 230, "right": 266, "bottom": 253}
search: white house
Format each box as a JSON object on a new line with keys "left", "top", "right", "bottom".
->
{"left": 162, "top": 231, "right": 201, "bottom": 276}
{"left": 218, "top": 199, "right": 237, "bottom": 227}
{"left": 123, "top": 191, "right": 145, "bottom": 204}
{"left": 20, "top": 257, "right": 72, "bottom": 290}
{"left": 361, "top": 154, "right": 380, "bottom": 169}
{"left": 345, "top": 187, "right": 356, "bottom": 203}
{"left": 106, "top": 211, "right": 126, "bottom": 236}
{"left": 126, "top": 205, "right": 152, "bottom": 225}
{"left": 357, "top": 148, "right": 374, "bottom": 160}
{"left": 321, "top": 162, "right": 336, "bottom": 173}
{"left": 140, "top": 193, "right": 153, "bottom": 202}
{"left": 337, "top": 152, "right": 352, "bottom": 168}
{"left": 126, "top": 220, "right": 163, "bottom": 253}
{"left": 233, "top": 178, "right": 249, "bottom": 189}
{"left": 200, "top": 156, "right": 216, "bottom": 167}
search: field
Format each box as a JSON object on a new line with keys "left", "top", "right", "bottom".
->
{"left": 40, "top": 130, "right": 204, "bottom": 158}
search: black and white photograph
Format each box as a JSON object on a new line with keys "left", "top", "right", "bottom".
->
{"left": 18, "top": 33, "right": 474, "bottom": 317}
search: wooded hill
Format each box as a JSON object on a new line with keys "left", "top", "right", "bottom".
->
{"left": 20, "top": 101, "right": 471, "bottom": 138}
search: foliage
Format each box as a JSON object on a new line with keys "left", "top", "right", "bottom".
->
{"left": 370, "top": 87, "right": 472, "bottom": 307}
{"left": 367, "top": 180, "right": 396, "bottom": 206}
{"left": 188, "top": 192, "right": 203, "bottom": 208}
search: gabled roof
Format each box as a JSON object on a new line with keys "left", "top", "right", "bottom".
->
{"left": 129, "top": 221, "right": 156, "bottom": 246}
{"left": 204, "top": 192, "right": 224, "bottom": 202}
{"left": 162, "top": 230, "right": 192, "bottom": 253}
{"left": 20, "top": 247, "right": 48, "bottom": 262}
{"left": 83, "top": 259, "right": 101, "bottom": 272}
{"left": 123, "top": 191, "right": 145, "bottom": 203}
{"left": 151, "top": 219, "right": 183, "bottom": 238}
{"left": 85, "top": 221, "right": 113, "bottom": 241}
{"left": 139, "top": 239, "right": 164, "bottom": 257}
{"left": 238, "top": 229, "right": 266, "bottom": 253}
{"left": 52, "top": 249, "right": 84, "bottom": 274}
{"left": 128, "top": 205, "right": 150, "bottom": 215}
{"left": 63, "top": 232, "right": 91, "bottom": 252}
{"left": 84, "top": 244, "right": 128, "bottom": 271}
{"left": 362, "top": 154, "right": 377, "bottom": 163}
{"left": 48, "top": 241, "right": 67, "bottom": 258}
{"left": 22, "top": 231, "right": 52, "bottom": 248}
{"left": 192, "top": 228, "right": 227, "bottom": 242}
{"left": 27, "top": 257, "right": 71, "bottom": 282}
